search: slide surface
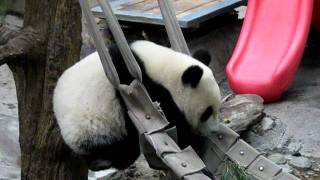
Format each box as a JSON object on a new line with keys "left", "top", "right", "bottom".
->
{"left": 226, "top": 0, "right": 313, "bottom": 102}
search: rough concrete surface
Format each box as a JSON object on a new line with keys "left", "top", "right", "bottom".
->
{"left": 0, "top": 65, "right": 20, "bottom": 179}
{"left": 220, "top": 44, "right": 320, "bottom": 179}
{"left": 264, "top": 62, "right": 320, "bottom": 159}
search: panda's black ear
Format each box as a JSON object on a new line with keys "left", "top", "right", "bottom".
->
{"left": 192, "top": 49, "right": 211, "bottom": 66}
{"left": 182, "top": 65, "right": 203, "bottom": 88}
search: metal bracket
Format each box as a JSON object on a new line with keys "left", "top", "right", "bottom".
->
{"left": 208, "top": 123, "right": 239, "bottom": 152}
{"left": 119, "top": 80, "right": 210, "bottom": 179}
{"left": 247, "top": 156, "right": 282, "bottom": 179}
{"left": 163, "top": 146, "right": 207, "bottom": 178}
{"left": 226, "top": 139, "right": 261, "bottom": 168}
{"left": 140, "top": 127, "right": 178, "bottom": 170}
{"left": 201, "top": 123, "right": 301, "bottom": 180}
{"left": 119, "top": 81, "right": 169, "bottom": 134}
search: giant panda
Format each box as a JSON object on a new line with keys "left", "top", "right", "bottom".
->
{"left": 53, "top": 40, "right": 221, "bottom": 171}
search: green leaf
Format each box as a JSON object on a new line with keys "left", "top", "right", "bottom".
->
{"left": 0, "top": 0, "right": 9, "bottom": 20}
{"left": 222, "top": 159, "right": 248, "bottom": 180}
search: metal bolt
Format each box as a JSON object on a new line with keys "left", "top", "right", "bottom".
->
{"left": 145, "top": 114, "right": 151, "bottom": 120}
{"left": 218, "top": 135, "right": 223, "bottom": 140}
{"left": 259, "top": 166, "right": 264, "bottom": 171}
{"left": 181, "top": 162, "right": 187, "bottom": 167}
{"left": 164, "top": 141, "right": 168, "bottom": 145}
{"left": 240, "top": 151, "right": 244, "bottom": 156}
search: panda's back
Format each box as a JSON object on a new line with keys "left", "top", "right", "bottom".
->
{"left": 53, "top": 52, "right": 127, "bottom": 153}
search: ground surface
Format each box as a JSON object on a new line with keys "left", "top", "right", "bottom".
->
{"left": 218, "top": 39, "right": 320, "bottom": 179}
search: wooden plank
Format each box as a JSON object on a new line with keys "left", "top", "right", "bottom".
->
{"left": 120, "top": 0, "right": 159, "bottom": 12}
{"left": 146, "top": 0, "right": 215, "bottom": 15}
{"left": 109, "top": 0, "right": 133, "bottom": 6}
{"left": 119, "top": 0, "right": 146, "bottom": 7}
{"left": 177, "top": 0, "right": 220, "bottom": 17}
{"left": 175, "top": 0, "right": 216, "bottom": 15}
{"left": 182, "top": 0, "right": 243, "bottom": 26}
{"left": 91, "top": 0, "right": 244, "bottom": 28}
{"left": 109, "top": 0, "right": 137, "bottom": 10}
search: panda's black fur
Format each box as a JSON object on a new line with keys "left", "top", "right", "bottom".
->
{"left": 82, "top": 44, "right": 197, "bottom": 170}
{"left": 53, "top": 40, "right": 221, "bottom": 171}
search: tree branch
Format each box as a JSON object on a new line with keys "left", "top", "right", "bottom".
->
{"left": 0, "top": 24, "right": 19, "bottom": 45}
{"left": 0, "top": 26, "right": 39, "bottom": 66}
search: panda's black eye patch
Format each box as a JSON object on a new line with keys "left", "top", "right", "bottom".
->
{"left": 182, "top": 65, "right": 203, "bottom": 88}
{"left": 200, "top": 106, "right": 213, "bottom": 122}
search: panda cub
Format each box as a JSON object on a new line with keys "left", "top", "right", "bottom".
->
{"left": 53, "top": 40, "right": 221, "bottom": 170}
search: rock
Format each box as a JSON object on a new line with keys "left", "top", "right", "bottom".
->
{"left": 287, "top": 142, "right": 302, "bottom": 154}
{"left": 244, "top": 118, "right": 290, "bottom": 153}
{"left": 0, "top": 66, "right": 20, "bottom": 179}
{"left": 261, "top": 116, "right": 275, "bottom": 132}
{"left": 268, "top": 153, "right": 287, "bottom": 165}
{"left": 0, "top": 165, "right": 20, "bottom": 180}
{"left": 278, "top": 164, "right": 293, "bottom": 174}
{"left": 313, "top": 167, "right": 320, "bottom": 172}
{"left": 220, "top": 94, "right": 264, "bottom": 133}
{"left": 4, "top": 15, "right": 23, "bottom": 30}
{"left": 104, "top": 156, "right": 167, "bottom": 180}
{"left": 306, "top": 170, "right": 315, "bottom": 176}
{"left": 289, "top": 157, "right": 312, "bottom": 170}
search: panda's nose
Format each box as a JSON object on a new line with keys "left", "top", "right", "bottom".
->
{"left": 198, "top": 117, "right": 219, "bottom": 136}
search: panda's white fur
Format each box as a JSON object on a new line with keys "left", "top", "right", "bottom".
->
{"left": 53, "top": 40, "right": 221, "bottom": 170}
{"left": 53, "top": 52, "right": 128, "bottom": 154}
{"left": 130, "top": 41, "right": 221, "bottom": 133}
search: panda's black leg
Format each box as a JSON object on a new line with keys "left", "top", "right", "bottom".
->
{"left": 105, "top": 135, "right": 140, "bottom": 170}
{"left": 77, "top": 91, "right": 141, "bottom": 171}
{"left": 77, "top": 130, "right": 140, "bottom": 171}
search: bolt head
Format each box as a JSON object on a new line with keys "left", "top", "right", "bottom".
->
{"left": 259, "top": 166, "right": 264, "bottom": 171}
{"left": 145, "top": 114, "right": 151, "bottom": 119}
{"left": 181, "top": 162, "right": 187, "bottom": 167}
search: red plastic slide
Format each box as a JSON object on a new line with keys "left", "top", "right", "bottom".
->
{"left": 226, "top": 0, "right": 313, "bottom": 102}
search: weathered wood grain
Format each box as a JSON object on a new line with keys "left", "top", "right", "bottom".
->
{"left": 1, "top": 0, "right": 88, "bottom": 179}
{"left": 92, "top": 0, "right": 243, "bottom": 28}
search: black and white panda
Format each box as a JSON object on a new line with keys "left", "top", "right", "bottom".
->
{"left": 53, "top": 40, "right": 221, "bottom": 171}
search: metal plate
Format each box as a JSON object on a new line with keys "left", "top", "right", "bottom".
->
{"left": 200, "top": 138, "right": 225, "bottom": 175}
{"left": 226, "top": 139, "right": 260, "bottom": 168}
{"left": 208, "top": 123, "right": 239, "bottom": 152}
{"left": 163, "top": 146, "right": 206, "bottom": 178}
{"left": 247, "top": 156, "right": 282, "bottom": 179}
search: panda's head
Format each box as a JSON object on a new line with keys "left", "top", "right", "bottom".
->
{"left": 131, "top": 41, "right": 221, "bottom": 136}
